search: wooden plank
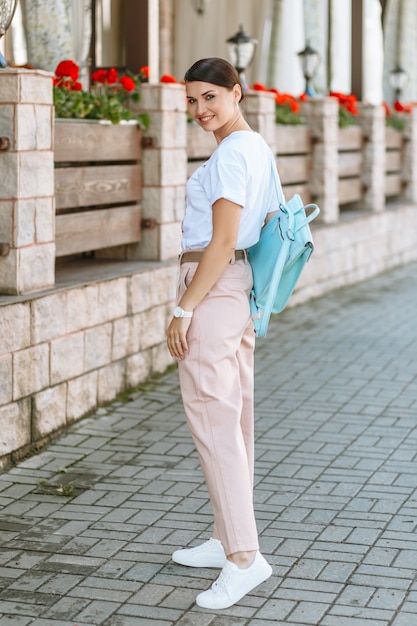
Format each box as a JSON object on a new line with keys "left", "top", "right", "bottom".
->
{"left": 385, "top": 173, "right": 402, "bottom": 196}
{"left": 338, "top": 126, "right": 363, "bottom": 151}
{"left": 54, "top": 121, "right": 142, "bottom": 162}
{"left": 276, "top": 125, "right": 311, "bottom": 155}
{"left": 339, "top": 152, "right": 363, "bottom": 177}
{"left": 55, "top": 164, "right": 141, "bottom": 210}
{"left": 55, "top": 205, "right": 141, "bottom": 257}
{"left": 187, "top": 123, "right": 217, "bottom": 159}
{"left": 385, "top": 150, "right": 402, "bottom": 173}
{"left": 277, "top": 155, "right": 312, "bottom": 185}
{"left": 386, "top": 127, "right": 403, "bottom": 150}
{"left": 338, "top": 178, "right": 362, "bottom": 204}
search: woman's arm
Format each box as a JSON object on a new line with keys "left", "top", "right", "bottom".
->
{"left": 167, "top": 197, "right": 242, "bottom": 359}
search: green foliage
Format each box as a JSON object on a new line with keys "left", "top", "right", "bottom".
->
{"left": 338, "top": 106, "right": 357, "bottom": 128}
{"left": 275, "top": 104, "right": 304, "bottom": 125}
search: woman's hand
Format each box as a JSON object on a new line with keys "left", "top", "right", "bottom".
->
{"left": 167, "top": 316, "right": 192, "bottom": 360}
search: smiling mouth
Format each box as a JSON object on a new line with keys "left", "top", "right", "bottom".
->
{"left": 198, "top": 115, "right": 214, "bottom": 123}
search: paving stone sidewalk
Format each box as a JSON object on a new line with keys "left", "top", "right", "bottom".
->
{"left": 1, "top": 262, "right": 417, "bottom": 626}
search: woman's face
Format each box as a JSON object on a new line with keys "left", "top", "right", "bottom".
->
{"left": 186, "top": 81, "right": 241, "bottom": 134}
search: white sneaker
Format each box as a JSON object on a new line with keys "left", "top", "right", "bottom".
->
{"left": 196, "top": 551, "right": 272, "bottom": 609}
{"left": 172, "top": 538, "right": 227, "bottom": 568}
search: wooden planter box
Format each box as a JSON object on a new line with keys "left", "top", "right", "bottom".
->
{"left": 54, "top": 120, "right": 143, "bottom": 257}
{"left": 275, "top": 125, "right": 312, "bottom": 201}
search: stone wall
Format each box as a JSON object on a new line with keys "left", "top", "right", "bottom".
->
{"left": 0, "top": 263, "right": 177, "bottom": 467}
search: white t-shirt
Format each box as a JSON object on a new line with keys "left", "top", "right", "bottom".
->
{"left": 181, "top": 131, "right": 285, "bottom": 251}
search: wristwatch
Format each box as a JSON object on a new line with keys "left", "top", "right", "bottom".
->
{"left": 173, "top": 306, "right": 193, "bottom": 318}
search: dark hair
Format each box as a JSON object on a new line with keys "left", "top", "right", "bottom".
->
{"left": 184, "top": 57, "right": 244, "bottom": 102}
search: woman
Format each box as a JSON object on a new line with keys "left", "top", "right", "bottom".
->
{"left": 166, "top": 57, "right": 284, "bottom": 610}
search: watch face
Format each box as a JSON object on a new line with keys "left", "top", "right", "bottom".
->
{"left": 173, "top": 306, "right": 182, "bottom": 318}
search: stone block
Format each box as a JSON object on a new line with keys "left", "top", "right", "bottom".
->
{"left": 0, "top": 302, "right": 31, "bottom": 354}
{"left": 50, "top": 332, "right": 84, "bottom": 385}
{"left": 112, "top": 317, "right": 133, "bottom": 360}
{"left": 245, "top": 92, "right": 276, "bottom": 115}
{"left": 20, "top": 70, "right": 53, "bottom": 105}
{"left": 161, "top": 149, "right": 187, "bottom": 186}
{"left": 142, "top": 148, "right": 187, "bottom": 187}
{"left": 13, "top": 198, "right": 36, "bottom": 246}
{"left": 159, "top": 222, "right": 182, "bottom": 260}
{"left": 140, "top": 83, "right": 186, "bottom": 113}
{"left": 19, "top": 151, "right": 54, "bottom": 198}
{"left": 0, "top": 105, "right": 14, "bottom": 148}
{"left": 0, "top": 200, "right": 13, "bottom": 243}
{"left": 32, "top": 384, "right": 67, "bottom": 439}
{"left": 129, "top": 271, "right": 153, "bottom": 314}
{"left": 15, "top": 104, "right": 53, "bottom": 151}
{"left": 139, "top": 305, "right": 167, "bottom": 350}
{"left": 150, "top": 265, "right": 178, "bottom": 307}
{"left": 67, "top": 284, "right": 99, "bottom": 333}
{"left": 0, "top": 354, "right": 12, "bottom": 405}
{"left": 84, "top": 323, "right": 112, "bottom": 371}
{"left": 97, "top": 278, "right": 128, "bottom": 324}
{"left": 0, "top": 399, "right": 31, "bottom": 456}
{"left": 35, "top": 197, "right": 55, "bottom": 243}
{"left": 126, "top": 351, "right": 152, "bottom": 389}
{"left": 151, "top": 342, "right": 173, "bottom": 375}
{"left": 13, "top": 343, "right": 50, "bottom": 399}
{"left": 67, "top": 371, "right": 98, "bottom": 423}
{"left": 141, "top": 185, "right": 186, "bottom": 223}
{"left": 129, "top": 314, "right": 142, "bottom": 353}
{"left": 0, "top": 152, "right": 18, "bottom": 199}
{"left": 18, "top": 243, "right": 55, "bottom": 293}
{"left": 98, "top": 361, "right": 125, "bottom": 403}
{"left": 31, "top": 292, "right": 68, "bottom": 343}
{"left": 0, "top": 73, "right": 19, "bottom": 102}
{"left": 142, "top": 111, "right": 187, "bottom": 149}
{"left": 0, "top": 249, "right": 20, "bottom": 294}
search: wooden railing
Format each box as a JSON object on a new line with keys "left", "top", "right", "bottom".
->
{"left": 385, "top": 127, "right": 404, "bottom": 198}
{"left": 54, "top": 121, "right": 143, "bottom": 257}
{"left": 276, "top": 125, "right": 312, "bottom": 203}
{"left": 338, "top": 126, "right": 363, "bottom": 206}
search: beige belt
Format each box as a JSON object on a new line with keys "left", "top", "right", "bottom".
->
{"left": 180, "top": 249, "right": 247, "bottom": 264}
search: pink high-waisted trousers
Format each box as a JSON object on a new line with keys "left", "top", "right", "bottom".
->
{"left": 177, "top": 257, "right": 259, "bottom": 555}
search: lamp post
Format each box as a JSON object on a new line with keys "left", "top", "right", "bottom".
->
{"left": 226, "top": 25, "right": 258, "bottom": 92}
{"left": 297, "top": 41, "right": 320, "bottom": 96}
{"left": 0, "top": 0, "right": 17, "bottom": 68}
{"left": 389, "top": 65, "right": 408, "bottom": 102}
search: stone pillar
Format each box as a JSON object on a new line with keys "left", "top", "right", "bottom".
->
{"left": 0, "top": 68, "right": 55, "bottom": 295}
{"left": 129, "top": 83, "right": 187, "bottom": 261}
{"left": 402, "top": 107, "right": 417, "bottom": 203}
{"left": 244, "top": 91, "right": 277, "bottom": 153}
{"left": 301, "top": 97, "right": 339, "bottom": 224}
{"left": 358, "top": 103, "right": 386, "bottom": 212}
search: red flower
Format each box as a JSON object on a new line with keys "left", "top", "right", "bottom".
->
{"left": 394, "top": 100, "right": 412, "bottom": 113}
{"left": 160, "top": 74, "right": 177, "bottom": 83}
{"left": 71, "top": 81, "right": 83, "bottom": 91}
{"left": 107, "top": 68, "right": 118, "bottom": 85}
{"left": 299, "top": 93, "right": 308, "bottom": 101}
{"left": 252, "top": 82, "right": 268, "bottom": 92}
{"left": 55, "top": 60, "right": 79, "bottom": 82}
{"left": 140, "top": 65, "right": 149, "bottom": 80}
{"left": 119, "top": 76, "right": 136, "bottom": 92}
{"left": 91, "top": 69, "right": 108, "bottom": 84}
{"left": 382, "top": 101, "right": 391, "bottom": 117}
